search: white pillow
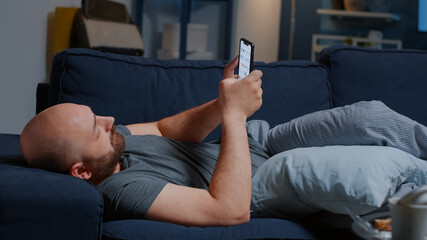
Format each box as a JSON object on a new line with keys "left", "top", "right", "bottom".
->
{"left": 251, "top": 145, "right": 427, "bottom": 219}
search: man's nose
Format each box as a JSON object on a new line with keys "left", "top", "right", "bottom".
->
{"left": 98, "top": 116, "right": 115, "bottom": 132}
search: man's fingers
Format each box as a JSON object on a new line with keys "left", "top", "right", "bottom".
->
{"left": 255, "top": 78, "right": 262, "bottom": 88}
{"left": 243, "top": 70, "right": 263, "bottom": 82}
{"left": 221, "top": 76, "right": 238, "bottom": 85}
{"left": 230, "top": 55, "right": 239, "bottom": 67}
{"left": 223, "top": 56, "right": 239, "bottom": 79}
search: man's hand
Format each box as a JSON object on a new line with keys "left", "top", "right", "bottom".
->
{"left": 220, "top": 55, "right": 263, "bottom": 119}
{"left": 219, "top": 70, "right": 263, "bottom": 120}
{"left": 223, "top": 56, "right": 238, "bottom": 80}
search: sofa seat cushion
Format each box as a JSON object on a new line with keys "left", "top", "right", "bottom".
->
{"left": 50, "top": 49, "right": 331, "bottom": 141}
{"left": 102, "top": 218, "right": 316, "bottom": 240}
{"left": 319, "top": 46, "right": 427, "bottom": 126}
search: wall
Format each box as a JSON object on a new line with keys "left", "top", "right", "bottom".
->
{"left": 0, "top": 0, "right": 132, "bottom": 135}
{"left": 279, "top": 0, "right": 322, "bottom": 60}
{"left": 230, "top": 0, "right": 282, "bottom": 62}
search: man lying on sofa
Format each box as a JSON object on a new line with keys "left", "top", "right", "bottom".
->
{"left": 20, "top": 57, "right": 427, "bottom": 227}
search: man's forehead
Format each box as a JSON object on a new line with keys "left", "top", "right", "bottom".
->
{"left": 55, "top": 104, "right": 94, "bottom": 126}
{"left": 51, "top": 103, "right": 89, "bottom": 112}
{"left": 69, "top": 104, "right": 93, "bottom": 115}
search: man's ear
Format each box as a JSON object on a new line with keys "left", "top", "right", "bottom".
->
{"left": 69, "top": 162, "right": 92, "bottom": 180}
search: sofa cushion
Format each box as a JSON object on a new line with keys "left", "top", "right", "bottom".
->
{"left": 102, "top": 218, "right": 316, "bottom": 240}
{"left": 250, "top": 61, "right": 332, "bottom": 131}
{"left": 319, "top": 46, "right": 427, "bottom": 126}
{"left": 0, "top": 134, "right": 103, "bottom": 240}
{"left": 50, "top": 49, "right": 331, "bottom": 141}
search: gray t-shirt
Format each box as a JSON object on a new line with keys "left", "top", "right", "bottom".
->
{"left": 97, "top": 125, "right": 270, "bottom": 220}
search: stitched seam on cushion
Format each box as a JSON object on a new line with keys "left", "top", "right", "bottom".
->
{"left": 259, "top": 64, "right": 326, "bottom": 69}
{"left": 329, "top": 57, "right": 337, "bottom": 108}
{"left": 320, "top": 64, "right": 334, "bottom": 108}
{"left": 332, "top": 47, "right": 427, "bottom": 55}
{"left": 61, "top": 52, "right": 226, "bottom": 70}
{"left": 96, "top": 185, "right": 104, "bottom": 240}
{"left": 61, "top": 51, "right": 329, "bottom": 70}
{"left": 315, "top": 62, "right": 332, "bottom": 103}
{"left": 57, "top": 54, "right": 67, "bottom": 104}
{"left": 81, "top": 179, "right": 105, "bottom": 240}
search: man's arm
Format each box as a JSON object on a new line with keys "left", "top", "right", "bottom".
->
{"left": 126, "top": 57, "right": 239, "bottom": 143}
{"left": 145, "top": 70, "right": 263, "bottom": 227}
{"left": 126, "top": 99, "right": 221, "bottom": 142}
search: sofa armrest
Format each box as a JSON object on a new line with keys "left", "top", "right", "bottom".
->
{"left": 0, "top": 157, "right": 103, "bottom": 240}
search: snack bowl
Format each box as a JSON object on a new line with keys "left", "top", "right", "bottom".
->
{"left": 351, "top": 212, "right": 391, "bottom": 239}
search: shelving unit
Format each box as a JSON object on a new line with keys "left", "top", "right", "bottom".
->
{"left": 311, "top": 34, "right": 402, "bottom": 61}
{"left": 316, "top": 9, "right": 400, "bottom": 22}
{"left": 312, "top": 8, "right": 402, "bottom": 61}
{"left": 135, "top": 0, "right": 232, "bottom": 60}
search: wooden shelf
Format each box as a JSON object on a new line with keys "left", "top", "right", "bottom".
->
{"left": 316, "top": 9, "right": 400, "bottom": 21}
{"left": 311, "top": 34, "right": 402, "bottom": 61}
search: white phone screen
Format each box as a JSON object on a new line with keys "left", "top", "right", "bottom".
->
{"left": 238, "top": 40, "right": 252, "bottom": 80}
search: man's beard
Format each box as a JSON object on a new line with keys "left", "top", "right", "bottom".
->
{"left": 88, "top": 126, "right": 125, "bottom": 185}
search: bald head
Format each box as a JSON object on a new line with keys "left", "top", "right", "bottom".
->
{"left": 21, "top": 103, "right": 93, "bottom": 172}
{"left": 21, "top": 103, "right": 124, "bottom": 185}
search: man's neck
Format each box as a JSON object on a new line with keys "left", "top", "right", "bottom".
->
{"left": 113, "top": 161, "right": 123, "bottom": 173}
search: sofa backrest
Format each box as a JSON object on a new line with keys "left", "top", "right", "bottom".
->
{"left": 319, "top": 46, "right": 427, "bottom": 126}
{"left": 49, "top": 48, "right": 331, "bottom": 141}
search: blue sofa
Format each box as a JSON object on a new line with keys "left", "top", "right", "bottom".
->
{"left": 1, "top": 46, "right": 426, "bottom": 240}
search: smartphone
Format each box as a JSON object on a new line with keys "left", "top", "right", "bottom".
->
{"left": 237, "top": 38, "right": 255, "bottom": 80}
